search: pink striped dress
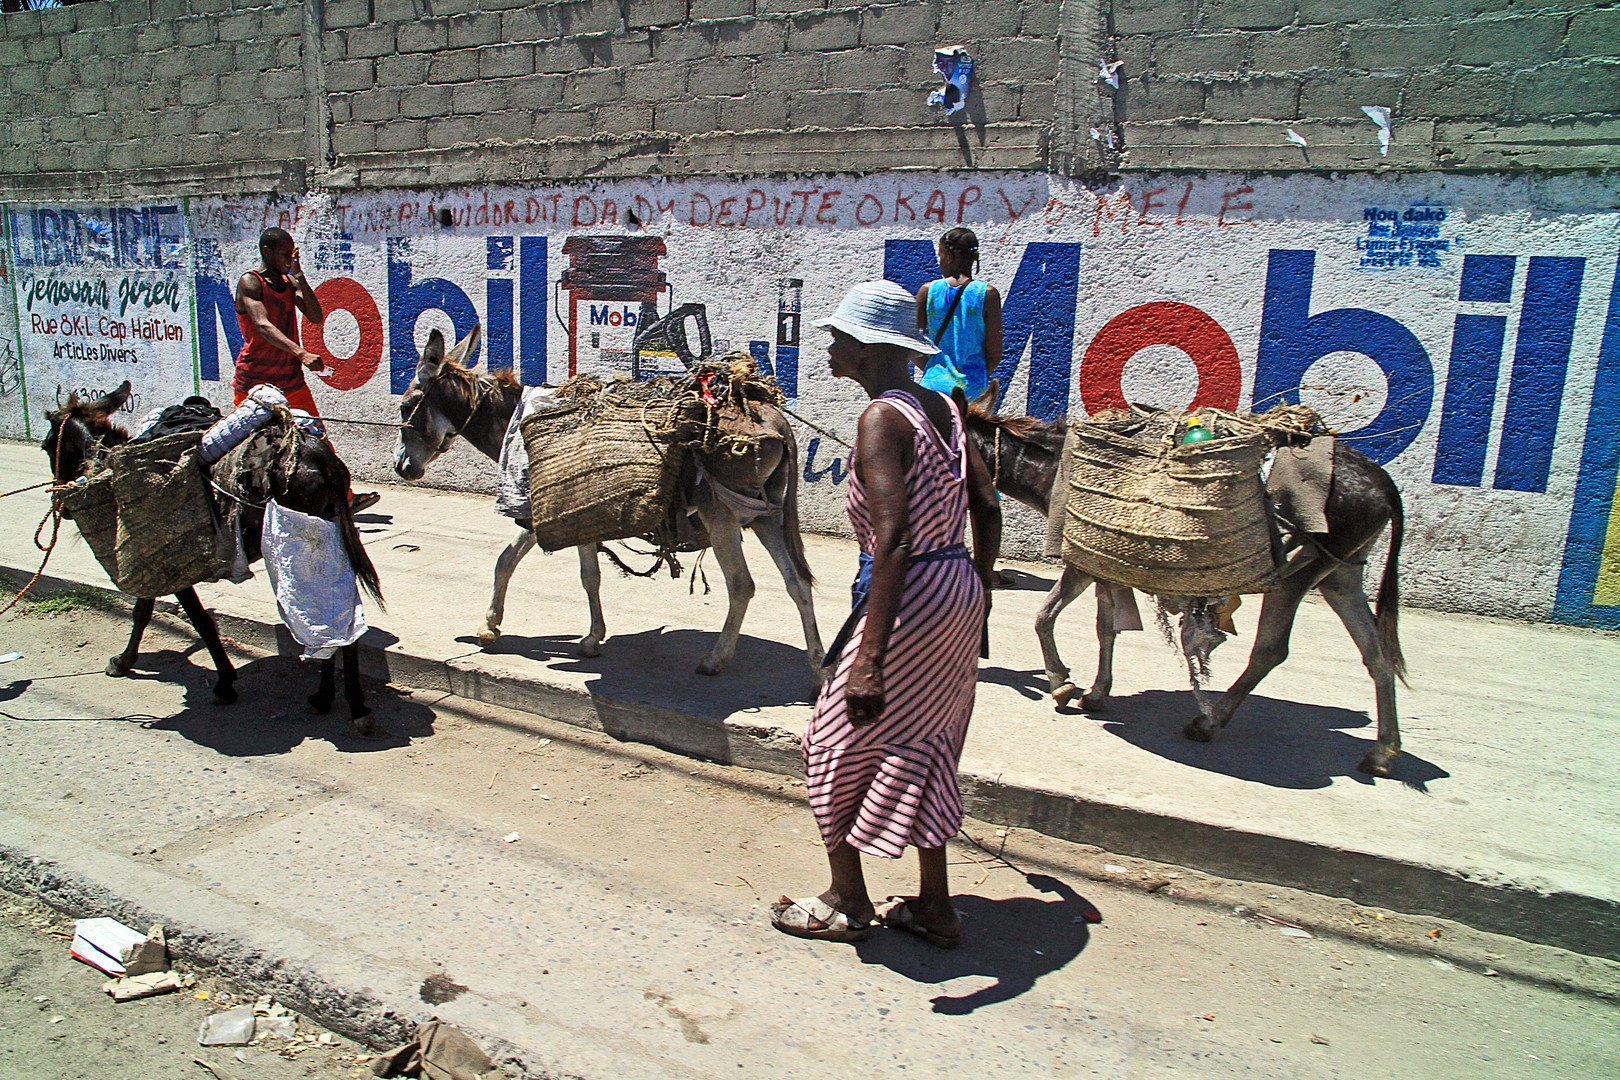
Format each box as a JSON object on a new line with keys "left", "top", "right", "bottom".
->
{"left": 804, "top": 389, "right": 984, "bottom": 858}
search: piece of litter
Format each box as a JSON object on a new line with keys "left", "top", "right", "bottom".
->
{"left": 104, "top": 971, "right": 182, "bottom": 1001}
{"left": 70, "top": 917, "right": 146, "bottom": 976}
{"left": 530, "top": 785, "right": 540, "bottom": 791}
{"left": 1361, "top": 105, "right": 1393, "bottom": 156}
{"left": 1198, "top": 1013, "right": 1215, "bottom": 1022}
{"left": 539, "top": 794, "right": 549, "bottom": 800}
{"left": 1098, "top": 58, "right": 1124, "bottom": 88}
{"left": 1104, "top": 864, "right": 1127, "bottom": 874}
{"left": 0, "top": 652, "right": 22, "bottom": 663}
{"left": 501, "top": 832, "right": 520, "bottom": 843}
{"left": 1431, "top": 958, "right": 1455, "bottom": 971}
{"left": 1279, "top": 926, "right": 1313, "bottom": 939}
{"left": 927, "top": 46, "right": 973, "bottom": 118}
{"left": 1482, "top": 968, "right": 1499, "bottom": 977}
{"left": 319, "top": 1032, "right": 334, "bottom": 1046}
{"left": 49, "top": 1016, "right": 65, "bottom": 1024}
{"left": 121, "top": 924, "right": 168, "bottom": 977}
{"left": 538, "top": 738, "right": 550, "bottom": 745}
{"left": 1286, "top": 128, "right": 1309, "bottom": 147}
{"left": 256, "top": 1016, "right": 296, "bottom": 1040}
{"left": 198, "top": 1005, "right": 257, "bottom": 1046}
{"left": 1311, "top": 1034, "right": 1330, "bottom": 1045}
{"left": 1426, "top": 927, "right": 1442, "bottom": 938}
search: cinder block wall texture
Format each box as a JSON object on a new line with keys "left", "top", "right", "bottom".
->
{"left": 0, "top": 0, "right": 1614, "bottom": 197}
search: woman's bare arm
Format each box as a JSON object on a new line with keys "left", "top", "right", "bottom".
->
{"left": 845, "top": 402, "right": 916, "bottom": 727}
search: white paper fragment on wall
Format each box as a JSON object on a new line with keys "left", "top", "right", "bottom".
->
{"left": 1361, "top": 106, "right": 1393, "bottom": 156}
{"left": 928, "top": 47, "right": 972, "bottom": 117}
{"left": 1099, "top": 59, "right": 1124, "bottom": 89}
{"left": 1286, "top": 128, "right": 1309, "bottom": 148}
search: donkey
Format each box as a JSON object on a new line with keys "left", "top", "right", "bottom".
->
{"left": 43, "top": 381, "right": 384, "bottom": 732}
{"left": 963, "top": 385, "right": 1407, "bottom": 777}
{"left": 393, "top": 327, "right": 824, "bottom": 683}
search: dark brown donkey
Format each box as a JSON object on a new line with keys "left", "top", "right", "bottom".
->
{"left": 43, "top": 382, "right": 383, "bottom": 732}
{"left": 962, "top": 385, "right": 1407, "bottom": 777}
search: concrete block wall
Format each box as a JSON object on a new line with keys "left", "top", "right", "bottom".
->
{"left": 0, "top": 0, "right": 310, "bottom": 197}
{"left": 1104, "top": 0, "right": 1620, "bottom": 170}
{"left": 322, "top": 0, "right": 1056, "bottom": 184}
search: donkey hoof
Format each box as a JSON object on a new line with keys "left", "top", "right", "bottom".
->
{"left": 695, "top": 657, "right": 725, "bottom": 677}
{"left": 1183, "top": 718, "right": 1215, "bottom": 743}
{"left": 307, "top": 692, "right": 335, "bottom": 715}
{"left": 1080, "top": 690, "right": 1111, "bottom": 712}
{"left": 1357, "top": 748, "right": 1399, "bottom": 778}
{"left": 107, "top": 657, "right": 132, "bottom": 677}
{"left": 476, "top": 628, "right": 501, "bottom": 650}
{"left": 577, "top": 637, "right": 603, "bottom": 658}
{"left": 214, "top": 682, "right": 239, "bottom": 706}
{"left": 351, "top": 708, "right": 377, "bottom": 737}
{"left": 1051, "top": 682, "right": 1077, "bottom": 708}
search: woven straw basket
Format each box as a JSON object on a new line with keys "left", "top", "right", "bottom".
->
{"left": 1061, "top": 411, "right": 1279, "bottom": 596}
{"left": 521, "top": 389, "right": 685, "bottom": 553}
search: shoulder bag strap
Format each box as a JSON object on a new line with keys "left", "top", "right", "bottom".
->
{"left": 933, "top": 282, "right": 969, "bottom": 344}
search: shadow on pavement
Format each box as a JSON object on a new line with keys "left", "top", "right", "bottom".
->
{"left": 854, "top": 873, "right": 1095, "bottom": 1015}
{"left": 1088, "top": 688, "right": 1449, "bottom": 791}
{"left": 476, "top": 626, "right": 820, "bottom": 715}
{"left": 127, "top": 648, "right": 435, "bottom": 756}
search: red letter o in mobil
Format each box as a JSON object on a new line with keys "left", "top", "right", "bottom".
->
{"left": 302, "top": 278, "right": 385, "bottom": 392}
{"left": 1079, "top": 301, "right": 1242, "bottom": 415}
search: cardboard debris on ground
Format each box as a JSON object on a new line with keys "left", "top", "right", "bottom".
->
{"left": 199, "top": 1005, "right": 258, "bottom": 1046}
{"left": 104, "top": 970, "right": 182, "bottom": 1001}
{"left": 372, "top": 1020, "right": 498, "bottom": 1079}
{"left": 121, "top": 923, "right": 168, "bottom": 976}
{"left": 70, "top": 917, "right": 146, "bottom": 975}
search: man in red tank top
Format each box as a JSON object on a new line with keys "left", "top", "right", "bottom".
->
{"left": 234, "top": 228, "right": 378, "bottom": 511}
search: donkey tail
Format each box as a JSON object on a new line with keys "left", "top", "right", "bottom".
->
{"left": 334, "top": 485, "right": 385, "bottom": 611}
{"left": 779, "top": 426, "right": 816, "bottom": 589}
{"left": 1376, "top": 490, "right": 1406, "bottom": 685}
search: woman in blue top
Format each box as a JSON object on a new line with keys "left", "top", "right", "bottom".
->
{"left": 914, "top": 227, "right": 1002, "bottom": 400}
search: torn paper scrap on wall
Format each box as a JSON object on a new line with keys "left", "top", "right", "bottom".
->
{"left": 928, "top": 47, "right": 972, "bottom": 117}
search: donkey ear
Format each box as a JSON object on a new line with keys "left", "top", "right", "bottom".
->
{"left": 446, "top": 322, "right": 482, "bottom": 368}
{"left": 416, "top": 329, "right": 446, "bottom": 384}
{"left": 91, "top": 380, "right": 132, "bottom": 415}
{"left": 970, "top": 379, "right": 999, "bottom": 413}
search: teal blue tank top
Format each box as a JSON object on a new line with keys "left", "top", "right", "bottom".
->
{"left": 920, "top": 278, "right": 989, "bottom": 399}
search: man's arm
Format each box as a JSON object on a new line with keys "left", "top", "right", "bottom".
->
{"left": 288, "top": 245, "right": 324, "bottom": 326}
{"left": 235, "top": 273, "right": 325, "bottom": 372}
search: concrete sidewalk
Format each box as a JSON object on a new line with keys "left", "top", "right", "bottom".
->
{"left": 3, "top": 438, "right": 1617, "bottom": 961}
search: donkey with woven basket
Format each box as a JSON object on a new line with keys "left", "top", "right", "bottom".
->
{"left": 964, "top": 384, "right": 1406, "bottom": 777}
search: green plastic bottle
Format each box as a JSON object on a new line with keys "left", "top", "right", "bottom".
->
{"left": 1181, "top": 416, "right": 1214, "bottom": 445}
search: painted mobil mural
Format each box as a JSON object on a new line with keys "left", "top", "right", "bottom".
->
{"left": 2, "top": 172, "right": 1617, "bottom": 628}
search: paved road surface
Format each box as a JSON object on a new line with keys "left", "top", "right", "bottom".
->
{"left": 1, "top": 593, "right": 1615, "bottom": 1078}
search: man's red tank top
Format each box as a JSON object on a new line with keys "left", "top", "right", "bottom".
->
{"left": 233, "top": 270, "right": 305, "bottom": 394}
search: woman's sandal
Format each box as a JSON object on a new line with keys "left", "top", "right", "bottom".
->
{"left": 879, "top": 896, "right": 962, "bottom": 949}
{"left": 770, "top": 896, "right": 872, "bottom": 942}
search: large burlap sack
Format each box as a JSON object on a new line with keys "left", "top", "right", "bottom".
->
{"left": 58, "top": 461, "right": 121, "bottom": 582}
{"left": 105, "top": 432, "right": 231, "bottom": 597}
{"left": 1061, "top": 410, "right": 1278, "bottom": 596}
{"left": 521, "top": 383, "right": 686, "bottom": 552}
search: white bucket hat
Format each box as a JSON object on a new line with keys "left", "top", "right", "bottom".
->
{"left": 813, "top": 279, "right": 941, "bottom": 357}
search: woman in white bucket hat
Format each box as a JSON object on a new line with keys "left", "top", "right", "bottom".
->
{"left": 770, "top": 280, "right": 1001, "bottom": 947}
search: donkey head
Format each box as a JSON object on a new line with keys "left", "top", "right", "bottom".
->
{"left": 42, "top": 381, "right": 133, "bottom": 483}
{"left": 394, "top": 324, "right": 482, "bottom": 481}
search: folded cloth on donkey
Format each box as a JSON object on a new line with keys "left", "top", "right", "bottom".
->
{"left": 495, "top": 385, "right": 559, "bottom": 522}
{"left": 261, "top": 499, "right": 366, "bottom": 660}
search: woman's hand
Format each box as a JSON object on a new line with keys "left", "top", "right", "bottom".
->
{"left": 845, "top": 653, "right": 885, "bottom": 727}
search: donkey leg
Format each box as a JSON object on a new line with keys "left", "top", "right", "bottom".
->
{"left": 175, "top": 588, "right": 238, "bottom": 705}
{"left": 342, "top": 642, "right": 375, "bottom": 735}
{"left": 309, "top": 655, "right": 337, "bottom": 714}
{"left": 1035, "top": 564, "right": 1090, "bottom": 707}
{"left": 1187, "top": 576, "right": 1313, "bottom": 743}
{"left": 108, "top": 597, "right": 156, "bottom": 677}
{"left": 1317, "top": 564, "right": 1401, "bottom": 777}
{"left": 576, "top": 542, "right": 608, "bottom": 658}
{"left": 1084, "top": 582, "right": 1122, "bottom": 711}
{"left": 751, "top": 518, "right": 826, "bottom": 685}
{"left": 478, "top": 527, "right": 537, "bottom": 649}
{"left": 696, "top": 508, "right": 753, "bottom": 677}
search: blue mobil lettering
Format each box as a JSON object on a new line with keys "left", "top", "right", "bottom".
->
{"left": 588, "top": 305, "right": 639, "bottom": 327}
